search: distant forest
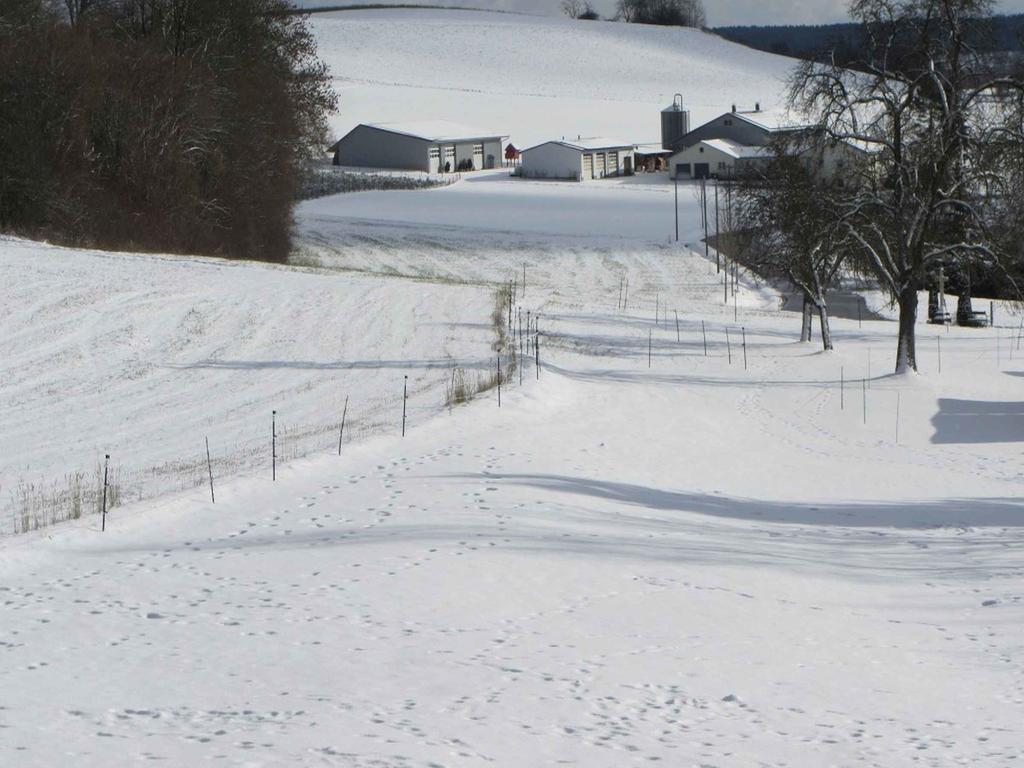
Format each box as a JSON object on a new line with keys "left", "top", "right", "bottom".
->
{"left": 715, "top": 14, "right": 1024, "bottom": 62}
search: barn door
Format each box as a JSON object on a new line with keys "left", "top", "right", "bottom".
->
{"left": 582, "top": 153, "right": 593, "bottom": 180}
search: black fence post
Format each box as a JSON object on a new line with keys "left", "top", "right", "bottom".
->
{"left": 272, "top": 410, "right": 277, "bottom": 481}
{"left": 101, "top": 454, "right": 109, "bottom": 532}
{"left": 338, "top": 395, "right": 349, "bottom": 455}
{"left": 206, "top": 437, "right": 215, "bottom": 504}
{"left": 402, "top": 376, "right": 408, "bottom": 436}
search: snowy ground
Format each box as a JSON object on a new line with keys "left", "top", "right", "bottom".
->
{"left": 311, "top": 9, "right": 797, "bottom": 148}
{"left": 3, "top": 12, "right": 1023, "bottom": 762}
{"left": 3, "top": 206, "right": 1024, "bottom": 763}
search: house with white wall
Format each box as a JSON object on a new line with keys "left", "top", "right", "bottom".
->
{"left": 520, "top": 138, "right": 637, "bottom": 181}
{"left": 669, "top": 107, "right": 870, "bottom": 181}
{"left": 331, "top": 121, "right": 507, "bottom": 173}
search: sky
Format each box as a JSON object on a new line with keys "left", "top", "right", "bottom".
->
{"left": 295, "top": 0, "right": 1024, "bottom": 26}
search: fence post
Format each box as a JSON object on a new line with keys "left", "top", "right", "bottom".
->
{"left": 702, "top": 320, "right": 708, "bottom": 356}
{"left": 101, "top": 454, "right": 109, "bottom": 532}
{"left": 338, "top": 395, "right": 349, "bottom": 454}
{"left": 726, "top": 328, "right": 732, "bottom": 365}
{"left": 206, "top": 438, "right": 215, "bottom": 504}
{"left": 862, "top": 379, "right": 867, "bottom": 425}
{"left": 272, "top": 410, "right": 277, "bottom": 482}
{"left": 741, "top": 327, "right": 747, "bottom": 370}
{"left": 402, "top": 376, "right": 408, "bottom": 437}
{"left": 535, "top": 331, "right": 540, "bottom": 379}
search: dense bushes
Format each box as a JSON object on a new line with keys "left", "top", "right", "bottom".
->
{"left": 616, "top": 0, "right": 705, "bottom": 27}
{"left": 0, "top": 0, "right": 336, "bottom": 262}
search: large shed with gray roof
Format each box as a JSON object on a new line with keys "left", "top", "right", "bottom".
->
{"left": 520, "top": 138, "right": 637, "bottom": 181}
{"left": 330, "top": 121, "right": 507, "bottom": 173}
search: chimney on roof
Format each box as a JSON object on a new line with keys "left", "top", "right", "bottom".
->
{"left": 731, "top": 104, "right": 736, "bottom": 113}
{"left": 755, "top": 102, "right": 761, "bottom": 112}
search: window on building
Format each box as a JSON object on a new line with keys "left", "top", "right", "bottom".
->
{"left": 718, "top": 161, "right": 728, "bottom": 170}
{"left": 429, "top": 147, "right": 440, "bottom": 159}
{"left": 473, "top": 144, "right": 484, "bottom": 153}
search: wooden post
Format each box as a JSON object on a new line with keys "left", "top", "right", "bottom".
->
{"left": 338, "top": 395, "right": 349, "bottom": 454}
{"left": 741, "top": 326, "right": 747, "bottom": 370}
{"left": 725, "top": 328, "right": 732, "bottom": 365}
{"left": 402, "top": 376, "right": 408, "bottom": 436}
{"left": 101, "top": 454, "right": 109, "bottom": 532}
{"left": 206, "top": 437, "right": 215, "bottom": 504}
{"left": 535, "top": 331, "right": 540, "bottom": 379}
{"left": 702, "top": 320, "right": 708, "bottom": 356}
{"left": 272, "top": 410, "right": 277, "bottom": 482}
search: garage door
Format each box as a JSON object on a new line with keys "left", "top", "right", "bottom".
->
{"left": 607, "top": 151, "right": 619, "bottom": 176}
{"left": 473, "top": 144, "right": 484, "bottom": 170}
{"left": 596, "top": 153, "right": 606, "bottom": 178}
{"left": 582, "top": 153, "right": 593, "bottom": 180}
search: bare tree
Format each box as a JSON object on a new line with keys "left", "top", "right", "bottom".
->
{"left": 560, "top": 0, "right": 584, "bottom": 19}
{"left": 790, "top": 0, "right": 1024, "bottom": 372}
{"left": 734, "top": 143, "right": 851, "bottom": 351}
{"left": 616, "top": 0, "right": 705, "bottom": 27}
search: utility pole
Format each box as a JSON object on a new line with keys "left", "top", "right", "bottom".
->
{"left": 674, "top": 173, "right": 679, "bottom": 242}
{"left": 714, "top": 180, "right": 721, "bottom": 274}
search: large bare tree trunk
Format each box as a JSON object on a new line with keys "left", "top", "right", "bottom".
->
{"left": 895, "top": 285, "right": 918, "bottom": 373}
{"left": 817, "top": 303, "right": 833, "bottom": 351}
{"left": 800, "top": 294, "right": 813, "bottom": 342}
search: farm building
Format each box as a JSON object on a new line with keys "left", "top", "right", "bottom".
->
{"left": 520, "top": 138, "right": 637, "bottom": 181}
{"left": 330, "top": 121, "right": 507, "bottom": 173}
{"left": 669, "top": 106, "right": 870, "bottom": 180}
{"left": 671, "top": 138, "right": 769, "bottom": 179}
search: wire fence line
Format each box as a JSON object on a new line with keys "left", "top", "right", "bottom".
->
{"left": 4, "top": 288, "right": 529, "bottom": 537}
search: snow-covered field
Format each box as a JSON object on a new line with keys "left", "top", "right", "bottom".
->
{"left": 3, "top": 8, "right": 1024, "bottom": 767}
{"left": 3, "top": 231, "right": 1024, "bottom": 764}
{"left": 311, "top": 9, "right": 796, "bottom": 148}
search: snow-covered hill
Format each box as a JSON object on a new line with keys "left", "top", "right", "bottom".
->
{"left": 311, "top": 8, "right": 797, "bottom": 147}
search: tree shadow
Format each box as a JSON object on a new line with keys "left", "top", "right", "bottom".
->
{"left": 931, "top": 398, "right": 1024, "bottom": 444}
{"left": 444, "top": 472, "right": 1024, "bottom": 529}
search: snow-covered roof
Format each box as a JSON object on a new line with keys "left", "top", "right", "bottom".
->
{"left": 731, "top": 108, "right": 812, "bottom": 133}
{"left": 524, "top": 137, "right": 638, "bottom": 153}
{"left": 701, "top": 138, "right": 770, "bottom": 159}
{"left": 363, "top": 120, "right": 508, "bottom": 142}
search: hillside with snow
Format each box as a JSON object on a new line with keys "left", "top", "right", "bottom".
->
{"left": 311, "top": 8, "right": 797, "bottom": 147}
{"left": 2, "top": 7, "right": 1024, "bottom": 767}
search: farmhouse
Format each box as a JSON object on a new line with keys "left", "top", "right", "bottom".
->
{"left": 330, "top": 121, "right": 507, "bottom": 173}
{"left": 671, "top": 138, "right": 770, "bottom": 179}
{"left": 669, "top": 106, "right": 870, "bottom": 180}
{"left": 520, "top": 138, "right": 637, "bottom": 181}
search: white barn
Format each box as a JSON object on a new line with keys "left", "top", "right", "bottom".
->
{"left": 330, "top": 121, "right": 507, "bottom": 173}
{"left": 670, "top": 138, "right": 769, "bottom": 179}
{"left": 520, "top": 138, "right": 637, "bottom": 181}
